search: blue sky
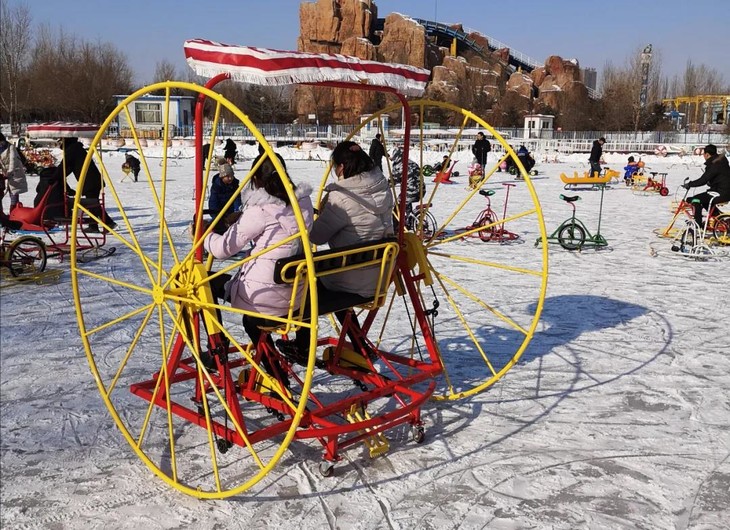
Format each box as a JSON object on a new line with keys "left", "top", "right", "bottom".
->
{"left": 20, "top": 0, "right": 730, "bottom": 87}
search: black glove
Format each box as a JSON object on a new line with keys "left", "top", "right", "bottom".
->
{"left": 682, "top": 183, "right": 690, "bottom": 190}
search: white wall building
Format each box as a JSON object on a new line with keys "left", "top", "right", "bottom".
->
{"left": 112, "top": 94, "right": 195, "bottom": 137}
{"left": 523, "top": 114, "right": 555, "bottom": 139}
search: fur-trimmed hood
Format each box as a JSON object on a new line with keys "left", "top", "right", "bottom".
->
{"left": 243, "top": 182, "right": 312, "bottom": 208}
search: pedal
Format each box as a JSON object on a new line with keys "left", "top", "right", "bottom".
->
{"left": 238, "top": 368, "right": 269, "bottom": 394}
{"left": 346, "top": 404, "right": 389, "bottom": 458}
{"left": 323, "top": 346, "right": 371, "bottom": 371}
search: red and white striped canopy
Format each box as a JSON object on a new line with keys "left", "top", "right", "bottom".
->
{"left": 184, "top": 39, "right": 430, "bottom": 97}
{"left": 26, "top": 122, "right": 99, "bottom": 139}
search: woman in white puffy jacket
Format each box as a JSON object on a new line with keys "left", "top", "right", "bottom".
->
{"left": 310, "top": 141, "right": 394, "bottom": 297}
{"left": 277, "top": 141, "right": 395, "bottom": 361}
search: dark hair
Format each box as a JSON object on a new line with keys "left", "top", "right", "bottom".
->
{"left": 0, "top": 132, "right": 6, "bottom": 143}
{"left": 628, "top": 156, "right": 635, "bottom": 163}
{"left": 250, "top": 152, "right": 294, "bottom": 205}
{"left": 704, "top": 144, "right": 718, "bottom": 156}
{"left": 331, "top": 141, "right": 373, "bottom": 178}
{"left": 599, "top": 137, "right": 606, "bottom": 143}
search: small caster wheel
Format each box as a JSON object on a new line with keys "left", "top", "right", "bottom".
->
{"left": 412, "top": 425, "right": 425, "bottom": 444}
{"left": 276, "top": 412, "right": 285, "bottom": 421}
{"left": 318, "top": 461, "right": 335, "bottom": 477}
{"left": 216, "top": 438, "right": 233, "bottom": 453}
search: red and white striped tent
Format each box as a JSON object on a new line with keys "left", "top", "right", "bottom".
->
{"left": 184, "top": 39, "right": 430, "bottom": 96}
{"left": 26, "top": 122, "right": 99, "bottom": 139}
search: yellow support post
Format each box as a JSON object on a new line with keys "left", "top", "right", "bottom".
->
{"left": 346, "top": 404, "right": 390, "bottom": 458}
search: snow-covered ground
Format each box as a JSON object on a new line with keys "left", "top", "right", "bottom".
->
{"left": 1, "top": 146, "right": 728, "bottom": 529}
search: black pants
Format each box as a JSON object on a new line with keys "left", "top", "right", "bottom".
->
{"left": 81, "top": 194, "right": 116, "bottom": 228}
{"left": 293, "top": 309, "right": 354, "bottom": 353}
{"left": 589, "top": 161, "right": 601, "bottom": 178}
{"left": 690, "top": 191, "right": 730, "bottom": 227}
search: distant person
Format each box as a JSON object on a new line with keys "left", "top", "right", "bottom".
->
{"left": 391, "top": 146, "right": 425, "bottom": 214}
{"left": 200, "top": 143, "right": 211, "bottom": 172}
{"left": 516, "top": 145, "right": 535, "bottom": 175}
{"left": 123, "top": 154, "right": 141, "bottom": 182}
{"left": 682, "top": 144, "right": 730, "bottom": 228}
{"left": 224, "top": 139, "right": 237, "bottom": 165}
{"left": 623, "top": 155, "right": 641, "bottom": 185}
{"left": 471, "top": 131, "right": 491, "bottom": 168}
{"left": 368, "top": 133, "right": 386, "bottom": 170}
{"left": 438, "top": 155, "right": 450, "bottom": 173}
{"left": 58, "top": 137, "right": 116, "bottom": 232}
{"left": 207, "top": 158, "right": 242, "bottom": 234}
{"left": 503, "top": 145, "right": 518, "bottom": 174}
{"left": 0, "top": 132, "right": 28, "bottom": 211}
{"left": 589, "top": 137, "right": 606, "bottom": 178}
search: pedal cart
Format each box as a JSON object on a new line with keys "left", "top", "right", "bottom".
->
{"left": 9, "top": 122, "right": 116, "bottom": 263}
{"left": 632, "top": 171, "right": 669, "bottom": 196}
{"left": 71, "top": 40, "right": 548, "bottom": 498}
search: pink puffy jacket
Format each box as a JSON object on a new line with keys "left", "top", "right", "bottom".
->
{"left": 204, "top": 184, "right": 313, "bottom": 315}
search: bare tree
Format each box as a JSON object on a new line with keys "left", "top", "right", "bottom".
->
{"left": 154, "top": 59, "right": 178, "bottom": 84}
{"left": 26, "top": 26, "right": 133, "bottom": 122}
{"left": 680, "top": 60, "right": 725, "bottom": 96}
{"left": 152, "top": 59, "right": 186, "bottom": 96}
{"left": 0, "top": 0, "right": 32, "bottom": 132}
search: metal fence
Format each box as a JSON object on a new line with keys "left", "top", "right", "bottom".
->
{"left": 9, "top": 121, "right": 728, "bottom": 154}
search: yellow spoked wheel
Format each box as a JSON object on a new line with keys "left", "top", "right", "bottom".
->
{"left": 71, "top": 82, "right": 318, "bottom": 498}
{"left": 316, "top": 100, "right": 548, "bottom": 400}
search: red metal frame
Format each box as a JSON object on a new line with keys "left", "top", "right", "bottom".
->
{"left": 453, "top": 182, "right": 520, "bottom": 243}
{"left": 8, "top": 162, "right": 109, "bottom": 261}
{"left": 128, "top": 73, "right": 446, "bottom": 465}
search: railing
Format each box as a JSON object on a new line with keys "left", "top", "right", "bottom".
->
{"left": 14, "top": 121, "right": 727, "bottom": 153}
{"left": 461, "top": 26, "right": 542, "bottom": 71}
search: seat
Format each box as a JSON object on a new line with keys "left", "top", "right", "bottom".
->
{"left": 9, "top": 182, "right": 58, "bottom": 231}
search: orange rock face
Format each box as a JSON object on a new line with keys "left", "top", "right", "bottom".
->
{"left": 295, "top": 0, "right": 591, "bottom": 126}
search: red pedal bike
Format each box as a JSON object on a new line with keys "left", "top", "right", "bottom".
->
{"left": 466, "top": 182, "right": 520, "bottom": 242}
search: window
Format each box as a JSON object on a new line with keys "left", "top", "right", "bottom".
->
{"left": 135, "top": 102, "right": 162, "bottom": 124}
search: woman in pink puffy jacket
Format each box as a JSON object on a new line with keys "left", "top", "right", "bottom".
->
{"left": 204, "top": 153, "right": 314, "bottom": 353}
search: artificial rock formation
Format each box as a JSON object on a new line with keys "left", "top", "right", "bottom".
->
{"left": 295, "top": 0, "right": 592, "bottom": 126}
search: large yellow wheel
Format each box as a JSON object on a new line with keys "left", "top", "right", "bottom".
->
{"left": 71, "top": 82, "right": 318, "bottom": 498}
{"left": 316, "top": 100, "right": 548, "bottom": 400}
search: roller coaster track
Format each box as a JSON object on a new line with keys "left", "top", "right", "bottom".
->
{"left": 375, "top": 18, "right": 597, "bottom": 99}
{"left": 375, "top": 18, "right": 540, "bottom": 72}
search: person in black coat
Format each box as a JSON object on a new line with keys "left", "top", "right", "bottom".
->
{"left": 124, "top": 154, "right": 141, "bottom": 182}
{"left": 223, "top": 139, "right": 237, "bottom": 165}
{"left": 471, "top": 132, "right": 491, "bottom": 168}
{"left": 683, "top": 144, "right": 730, "bottom": 227}
{"left": 517, "top": 145, "right": 535, "bottom": 174}
{"left": 368, "top": 133, "right": 386, "bottom": 170}
{"left": 588, "top": 137, "right": 605, "bottom": 178}
{"left": 59, "top": 137, "right": 116, "bottom": 230}
{"left": 207, "top": 159, "right": 242, "bottom": 234}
